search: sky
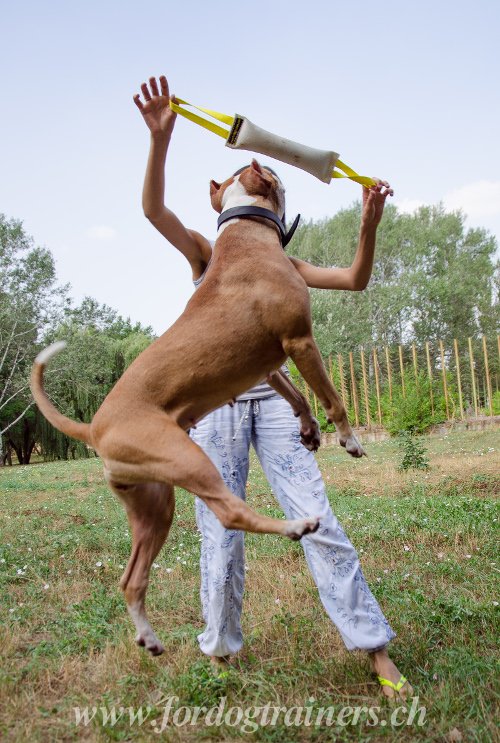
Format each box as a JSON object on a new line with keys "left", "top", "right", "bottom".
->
{"left": 1, "top": 0, "right": 499, "bottom": 334}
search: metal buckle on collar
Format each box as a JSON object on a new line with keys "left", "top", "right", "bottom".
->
{"left": 217, "top": 206, "right": 300, "bottom": 249}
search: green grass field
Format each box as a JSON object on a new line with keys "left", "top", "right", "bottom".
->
{"left": 1, "top": 429, "right": 499, "bottom": 742}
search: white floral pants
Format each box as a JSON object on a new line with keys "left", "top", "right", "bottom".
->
{"left": 191, "top": 395, "right": 395, "bottom": 657}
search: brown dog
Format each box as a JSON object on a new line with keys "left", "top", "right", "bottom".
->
{"left": 31, "top": 160, "right": 364, "bottom": 654}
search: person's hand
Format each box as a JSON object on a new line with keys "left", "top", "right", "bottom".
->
{"left": 133, "top": 75, "right": 177, "bottom": 138}
{"left": 361, "top": 179, "right": 394, "bottom": 227}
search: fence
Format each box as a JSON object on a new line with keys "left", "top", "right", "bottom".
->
{"left": 294, "top": 335, "right": 500, "bottom": 430}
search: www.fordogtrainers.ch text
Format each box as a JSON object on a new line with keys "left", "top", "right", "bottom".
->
{"left": 74, "top": 696, "right": 427, "bottom": 733}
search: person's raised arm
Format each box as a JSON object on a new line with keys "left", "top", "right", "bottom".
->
{"left": 133, "top": 75, "right": 212, "bottom": 279}
{"left": 290, "top": 180, "right": 393, "bottom": 291}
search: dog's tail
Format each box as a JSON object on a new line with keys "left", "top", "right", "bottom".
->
{"left": 30, "top": 342, "right": 93, "bottom": 445}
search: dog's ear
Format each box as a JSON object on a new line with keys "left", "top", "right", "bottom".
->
{"left": 210, "top": 180, "right": 223, "bottom": 212}
{"left": 250, "top": 159, "right": 263, "bottom": 175}
{"left": 241, "top": 160, "right": 272, "bottom": 197}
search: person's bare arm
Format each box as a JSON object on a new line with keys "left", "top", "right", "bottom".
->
{"left": 133, "top": 76, "right": 212, "bottom": 278}
{"left": 290, "top": 180, "right": 393, "bottom": 291}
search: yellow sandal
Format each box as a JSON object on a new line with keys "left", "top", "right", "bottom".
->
{"left": 377, "top": 674, "right": 409, "bottom": 695}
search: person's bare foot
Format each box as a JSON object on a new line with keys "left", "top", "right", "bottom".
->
{"left": 209, "top": 655, "right": 231, "bottom": 676}
{"left": 369, "top": 648, "right": 413, "bottom": 700}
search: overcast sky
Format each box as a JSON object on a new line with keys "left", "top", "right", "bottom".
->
{"left": 2, "top": 0, "right": 499, "bottom": 334}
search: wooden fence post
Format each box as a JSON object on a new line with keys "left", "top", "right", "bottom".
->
{"left": 482, "top": 336, "right": 493, "bottom": 416}
{"left": 453, "top": 339, "right": 464, "bottom": 419}
{"left": 412, "top": 342, "right": 419, "bottom": 385}
{"left": 468, "top": 337, "right": 478, "bottom": 417}
{"left": 439, "top": 340, "right": 450, "bottom": 419}
{"left": 337, "top": 353, "right": 348, "bottom": 408}
{"left": 398, "top": 345, "right": 406, "bottom": 397}
{"left": 385, "top": 346, "right": 393, "bottom": 402}
{"left": 360, "top": 348, "right": 371, "bottom": 427}
{"left": 304, "top": 380, "right": 311, "bottom": 405}
{"left": 349, "top": 351, "right": 360, "bottom": 427}
{"left": 327, "top": 355, "right": 336, "bottom": 410}
{"left": 425, "top": 341, "right": 434, "bottom": 415}
{"left": 373, "top": 348, "right": 382, "bottom": 424}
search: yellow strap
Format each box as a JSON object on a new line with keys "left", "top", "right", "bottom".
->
{"left": 169, "top": 98, "right": 233, "bottom": 139}
{"left": 377, "top": 675, "right": 408, "bottom": 692}
{"left": 333, "top": 159, "right": 377, "bottom": 188}
{"left": 171, "top": 97, "right": 376, "bottom": 187}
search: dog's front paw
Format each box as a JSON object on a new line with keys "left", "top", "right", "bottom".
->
{"left": 339, "top": 433, "right": 366, "bottom": 458}
{"left": 284, "top": 516, "right": 320, "bottom": 540}
{"left": 300, "top": 416, "right": 321, "bottom": 452}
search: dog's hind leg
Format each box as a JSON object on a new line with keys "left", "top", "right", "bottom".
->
{"left": 109, "top": 480, "right": 175, "bottom": 655}
{"left": 283, "top": 335, "right": 365, "bottom": 457}
{"left": 104, "top": 417, "right": 319, "bottom": 540}
{"left": 162, "top": 425, "right": 320, "bottom": 538}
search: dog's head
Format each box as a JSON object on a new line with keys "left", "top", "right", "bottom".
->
{"left": 210, "top": 159, "right": 286, "bottom": 219}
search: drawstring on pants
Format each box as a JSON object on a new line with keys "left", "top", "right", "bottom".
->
{"left": 232, "top": 400, "right": 260, "bottom": 441}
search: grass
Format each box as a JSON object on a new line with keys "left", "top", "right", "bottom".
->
{"left": 0, "top": 428, "right": 499, "bottom": 742}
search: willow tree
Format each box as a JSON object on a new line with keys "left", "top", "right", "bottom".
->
{"left": 0, "top": 214, "right": 67, "bottom": 463}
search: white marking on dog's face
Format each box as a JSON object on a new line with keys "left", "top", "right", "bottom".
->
{"left": 221, "top": 174, "right": 257, "bottom": 210}
{"left": 218, "top": 175, "right": 257, "bottom": 234}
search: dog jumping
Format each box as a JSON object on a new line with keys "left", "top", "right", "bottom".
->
{"left": 31, "top": 160, "right": 364, "bottom": 654}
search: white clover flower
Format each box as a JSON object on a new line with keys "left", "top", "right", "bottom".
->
{"left": 95, "top": 561, "right": 103, "bottom": 567}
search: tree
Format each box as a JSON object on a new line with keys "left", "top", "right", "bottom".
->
{"left": 0, "top": 214, "right": 68, "bottom": 463}
{"left": 290, "top": 202, "right": 499, "bottom": 355}
{"left": 38, "top": 300, "right": 155, "bottom": 460}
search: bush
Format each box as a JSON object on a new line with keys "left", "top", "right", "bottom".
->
{"left": 397, "top": 430, "right": 430, "bottom": 471}
{"left": 384, "top": 372, "right": 446, "bottom": 434}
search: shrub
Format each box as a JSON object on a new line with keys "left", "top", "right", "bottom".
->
{"left": 383, "top": 372, "right": 446, "bottom": 435}
{"left": 397, "top": 430, "right": 430, "bottom": 471}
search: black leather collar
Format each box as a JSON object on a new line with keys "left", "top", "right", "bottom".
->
{"left": 217, "top": 206, "right": 300, "bottom": 248}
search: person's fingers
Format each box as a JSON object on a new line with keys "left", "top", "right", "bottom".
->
{"left": 149, "top": 76, "right": 160, "bottom": 97}
{"left": 160, "top": 75, "right": 169, "bottom": 97}
{"left": 141, "top": 82, "right": 152, "bottom": 101}
{"left": 380, "top": 186, "right": 394, "bottom": 198}
{"left": 133, "top": 93, "right": 144, "bottom": 111}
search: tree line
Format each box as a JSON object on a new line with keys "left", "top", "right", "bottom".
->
{"left": 0, "top": 215, "right": 153, "bottom": 464}
{"left": 1, "top": 203, "right": 498, "bottom": 463}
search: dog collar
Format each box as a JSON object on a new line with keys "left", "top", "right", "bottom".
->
{"left": 217, "top": 206, "right": 300, "bottom": 248}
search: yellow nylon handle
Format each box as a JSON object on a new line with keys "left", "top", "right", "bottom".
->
{"left": 333, "top": 159, "right": 377, "bottom": 188}
{"left": 169, "top": 98, "right": 233, "bottom": 139}
{"left": 171, "top": 97, "right": 377, "bottom": 187}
